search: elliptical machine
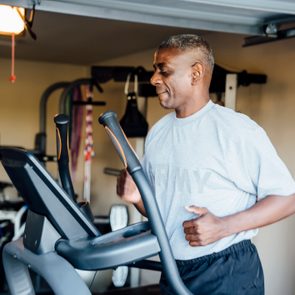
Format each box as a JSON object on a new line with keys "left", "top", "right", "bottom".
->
{"left": 0, "top": 111, "right": 192, "bottom": 295}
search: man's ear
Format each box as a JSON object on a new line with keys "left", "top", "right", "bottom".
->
{"left": 191, "top": 62, "right": 204, "bottom": 85}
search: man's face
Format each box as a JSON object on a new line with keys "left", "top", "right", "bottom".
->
{"left": 150, "top": 48, "right": 196, "bottom": 113}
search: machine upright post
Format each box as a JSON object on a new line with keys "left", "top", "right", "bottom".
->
{"left": 225, "top": 73, "right": 237, "bottom": 110}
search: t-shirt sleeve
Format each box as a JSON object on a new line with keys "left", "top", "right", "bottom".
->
{"left": 229, "top": 126, "right": 295, "bottom": 200}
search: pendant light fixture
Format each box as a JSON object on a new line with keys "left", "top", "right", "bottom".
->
{"left": 0, "top": 4, "right": 36, "bottom": 83}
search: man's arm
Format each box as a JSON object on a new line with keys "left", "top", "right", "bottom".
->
{"left": 183, "top": 194, "right": 295, "bottom": 246}
{"left": 117, "top": 169, "right": 147, "bottom": 217}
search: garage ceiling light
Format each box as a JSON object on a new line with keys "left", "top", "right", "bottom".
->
{"left": 0, "top": 5, "right": 25, "bottom": 35}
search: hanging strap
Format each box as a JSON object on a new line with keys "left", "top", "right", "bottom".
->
{"left": 120, "top": 73, "right": 148, "bottom": 138}
{"left": 83, "top": 85, "right": 95, "bottom": 203}
{"left": 124, "top": 73, "right": 138, "bottom": 96}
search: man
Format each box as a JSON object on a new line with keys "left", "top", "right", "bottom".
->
{"left": 117, "top": 34, "right": 295, "bottom": 294}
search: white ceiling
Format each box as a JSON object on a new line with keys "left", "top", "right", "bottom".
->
{"left": 0, "top": 0, "right": 294, "bottom": 65}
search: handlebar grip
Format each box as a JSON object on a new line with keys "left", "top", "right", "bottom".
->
{"left": 54, "top": 114, "right": 75, "bottom": 201}
{"left": 54, "top": 114, "right": 70, "bottom": 163}
{"left": 98, "top": 111, "right": 141, "bottom": 175}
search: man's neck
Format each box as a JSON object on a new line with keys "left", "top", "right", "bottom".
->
{"left": 175, "top": 96, "right": 210, "bottom": 118}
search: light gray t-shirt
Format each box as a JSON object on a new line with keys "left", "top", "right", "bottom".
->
{"left": 142, "top": 100, "right": 295, "bottom": 260}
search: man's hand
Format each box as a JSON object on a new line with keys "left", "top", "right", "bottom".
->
{"left": 116, "top": 169, "right": 146, "bottom": 216}
{"left": 183, "top": 205, "right": 227, "bottom": 246}
{"left": 116, "top": 169, "right": 141, "bottom": 204}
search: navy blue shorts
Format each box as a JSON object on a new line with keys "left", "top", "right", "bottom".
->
{"left": 160, "top": 240, "right": 264, "bottom": 295}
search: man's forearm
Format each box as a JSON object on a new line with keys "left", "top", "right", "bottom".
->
{"left": 222, "top": 194, "right": 295, "bottom": 238}
{"left": 134, "top": 199, "right": 147, "bottom": 217}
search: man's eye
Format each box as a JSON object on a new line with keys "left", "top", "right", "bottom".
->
{"left": 160, "top": 71, "right": 169, "bottom": 77}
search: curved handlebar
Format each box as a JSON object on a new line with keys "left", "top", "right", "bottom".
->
{"left": 98, "top": 111, "right": 141, "bottom": 173}
{"left": 98, "top": 111, "right": 192, "bottom": 295}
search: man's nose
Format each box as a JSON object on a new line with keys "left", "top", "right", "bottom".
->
{"left": 150, "top": 72, "right": 161, "bottom": 86}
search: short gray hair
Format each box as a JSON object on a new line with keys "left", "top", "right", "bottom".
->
{"left": 158, "top": 34, "right": 214, "bottom": 71}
